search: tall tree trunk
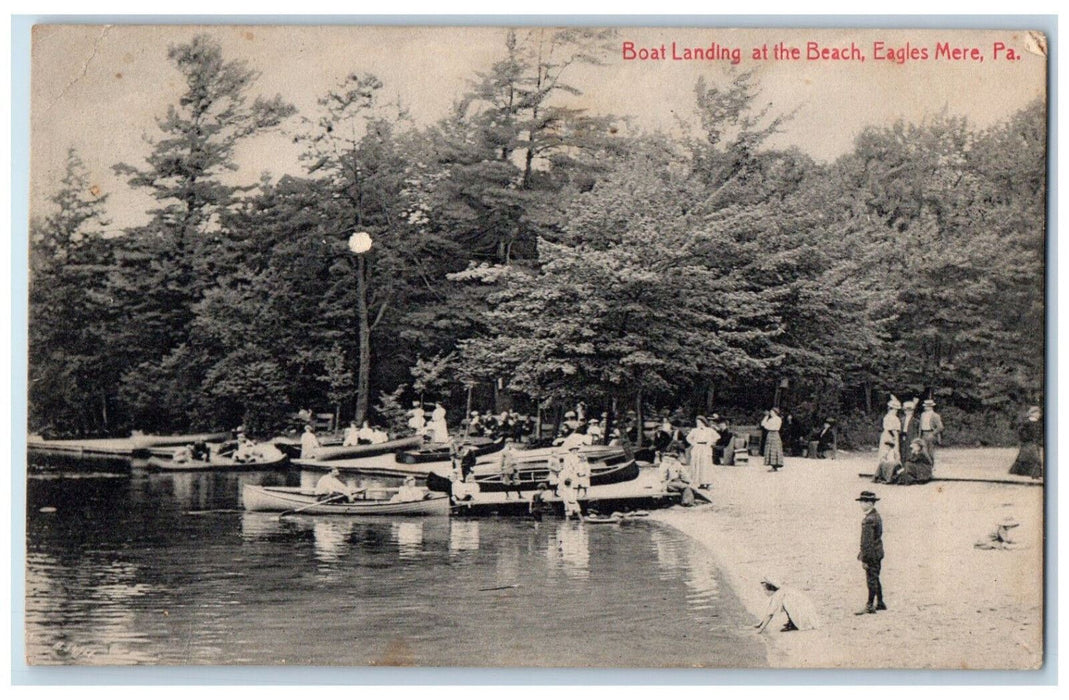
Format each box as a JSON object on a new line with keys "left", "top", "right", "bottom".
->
{"left": 355, "top": 254, "right": 371, "bottom": 425}
{"left": 864, "top": 382, "right": 873, "bottom": 414}
{"left": 635, "top": 388, "right": 644, "bottom": 448}
{"left": 705, "top": 383, "right": 716, "bottom": 414}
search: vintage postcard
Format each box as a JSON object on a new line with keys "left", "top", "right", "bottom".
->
{"left": 24, "top": 24, "right": 1047, "bottom": 671}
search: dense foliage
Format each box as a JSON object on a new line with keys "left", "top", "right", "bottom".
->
{"left": 28, "top": 33, "right": 1046, "bottom": 442}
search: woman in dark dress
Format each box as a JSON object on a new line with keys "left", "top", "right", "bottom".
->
{"left": 1009, "top": 406, "right": 1044, "bottom": 479}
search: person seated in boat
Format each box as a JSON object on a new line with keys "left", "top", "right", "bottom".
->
{"left": 500, "top": 443, "right": 524, "bottom": 500}
{"left": 173, "top": 444, "right": 194, "bottom": 464}
{"left": 315, "top": 467, "right": 360, "bottom": 502}
{"left": 754, "top": 575, "right": 821, "bottom": 633}
{"left": 300, "top": 424, "right": 321, "bottom": 459}
{"left": 529, "top": 482, "right": 551, "bottom": 522}
{"left": 342, "top": 420, "right": 361, "bottom": 447}
{"left": 390, "top": 476, "right": 427, "bottom": 503}
{"left": 452, "top": 472, "right": 480, "bottom": 503}
{"left": 191, "top": 440, "right": 211, "bottom": 462}
{"left": 893, "top": 438, "right": 933, "bottom": 485}
{"left": 232, "top": 433, "right": 256, "bottom": 463}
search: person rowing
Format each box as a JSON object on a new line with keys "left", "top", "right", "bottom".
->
{"left": 315, "top": 467, "right": 363, "bottom": 503}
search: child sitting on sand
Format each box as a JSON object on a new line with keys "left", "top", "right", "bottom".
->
{"left": 975, "top": 516, "right": 1022, "bottom": 550}
{"left": 753, "top": 576, "right": 820, "bottom": 632}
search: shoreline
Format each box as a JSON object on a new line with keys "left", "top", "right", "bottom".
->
{"left": 648, "top": 447, "right": 1043, "bottom": 669}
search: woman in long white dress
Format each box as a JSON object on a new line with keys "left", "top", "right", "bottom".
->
{"left": 686, "top": 416, "right": 718, "bottom": 489}
{"left": 429, "top": 402, "right": 449, "bottom": 443}
{"left": 874, "top": 396, "right": 902, "bottom": 483}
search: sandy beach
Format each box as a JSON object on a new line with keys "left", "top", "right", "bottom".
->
{"left": 649, "top": 447, "right": 1044, "bottom": 669}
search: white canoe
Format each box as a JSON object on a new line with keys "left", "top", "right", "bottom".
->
{"left": 242, "top": 483, "right": 451, "bottom": 516}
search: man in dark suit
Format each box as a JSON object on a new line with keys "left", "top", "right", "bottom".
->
{"left": 856, "top": 490, "right": 886, "bottom": 615}
{"left": 898, "top": 399, "right": 921, "bottom": 461}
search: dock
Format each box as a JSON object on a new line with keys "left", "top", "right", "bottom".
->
{"left": 27, "top": 432, "right": 231, "bottom": 459}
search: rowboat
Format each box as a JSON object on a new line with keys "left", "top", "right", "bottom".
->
{"left": 146, "top": 444, "right": 289, "bottom": 471}
{"left": 242, "top": 483, "right": 451, "bottom": 516}
{"left": 425, "top": 455, "right": 641, "bottom": 494}
{"left": 130, "top": 432, "right": 231, "bottom": 456}
{"left": 393, "top": 436, "right": 505, "bottom": 464}
{"left": 310, "top": 436, "right": 422, "bottom": 462}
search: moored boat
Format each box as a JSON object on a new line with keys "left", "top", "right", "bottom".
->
{"left": 310, "top": 436, "right": 422, "bottom": 462}
{"left": 146, "top": 444, "right": 288, "bottom": 471}
{"left": 394, "top": 436, "right": 505, "bottom": 464}
{"left": 426, "top": 455, "right": 641, "bottom": 494}
{"left": 242, "top": 483, "right": 451, "bottom": 516}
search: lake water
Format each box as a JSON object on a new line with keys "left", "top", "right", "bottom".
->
{"left": 25, "top": 460, "right": 766, "bottom": 668}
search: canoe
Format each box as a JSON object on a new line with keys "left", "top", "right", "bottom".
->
{"left": 426, "top": 457, "right": 641, "bottom": 494}
{"left": 146, "top": 445, "right": 288, "bottom": 471}
{"left": 310, "top": 436, "right": 422, "bottom": 462}
{"left": 130, "top": 432, "right": 230, "bottom": 453}
{"left": 394, "top": 437, "right": 506, "bottom": 465}
{"left": 242, "top": 483, "right": 451, "bottom": 516}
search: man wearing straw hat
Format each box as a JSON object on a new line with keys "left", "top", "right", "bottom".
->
{"left": 919, "top": 399, "right": 944, "bottom": 462}
{"left": 856, "top": 490, "right": 886, "bottom": 615}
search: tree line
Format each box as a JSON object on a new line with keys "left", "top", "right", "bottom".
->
{"left": 28, "top": 31, "right": 1045, "bottom": 442}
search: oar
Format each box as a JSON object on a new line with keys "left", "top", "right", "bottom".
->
{"left": 278, "top": 492, "right": 349, "bottom": 520}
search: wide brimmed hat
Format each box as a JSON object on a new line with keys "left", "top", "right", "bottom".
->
{"left": 999, "top": 516, "right": 1020, "bottom": 528}
{"left": 887, "top": 395, "right": 902, "bottom": 410}
{"left": 696, "top": 415, "right": 709, "bottom": 426}
{"left": 589, "top": 418, "right": 600, "bottom": 424}
{"left": 923, "top": 399, "right": 936, "bottom": 407}
{"left": 825, "top": 417, "right": 837, "bottom": 424}
{"left": 770, "top": 407, "right": 780, "bottom": 415}
{"left": 856, "top": 490, "right": 880, "bottom": 502}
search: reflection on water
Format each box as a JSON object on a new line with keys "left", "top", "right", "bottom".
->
{"left": 449, "top": 519, "right": 480, "bottom": 552}
{"left": 26, "top": 460, "right": 766, "bottom": 667}
{"left": 552, "top": 522, "right": 591, "bottom": 578}
{"left": 313, "top": 519, "right": 355, "bottom": 564}
{"left": 394, "top": 521, "right": 423, "bottom": 559}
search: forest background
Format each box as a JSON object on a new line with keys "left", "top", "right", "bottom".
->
{"left": 27, "top": 29, "right": 1046, "bottom": 449}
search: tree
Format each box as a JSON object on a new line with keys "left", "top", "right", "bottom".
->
{"left": 109, "top": 34, "right": 294, "bottom": 425}
{"left": 28, "top": 149, "right": 117, "bottom": 435}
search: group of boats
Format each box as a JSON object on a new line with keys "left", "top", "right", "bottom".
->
{"left": 29, "top": 429, "right": 683, "bottom": 518}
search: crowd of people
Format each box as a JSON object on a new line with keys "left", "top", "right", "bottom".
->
{"left": 873, "top": 396, "right": 944, "bottom": 486}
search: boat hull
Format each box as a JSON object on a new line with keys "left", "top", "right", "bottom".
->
{"left": 147, "top": 446, "right": 288, "bottom": 471}
{"left": 309, "top": 436, "right": 422, "bottom": 462}
{"left": 426, "top": 458, "right": 641, "bottom": 493}
{"left": 242, "top": 484, "right": 451, "bottom": 516}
